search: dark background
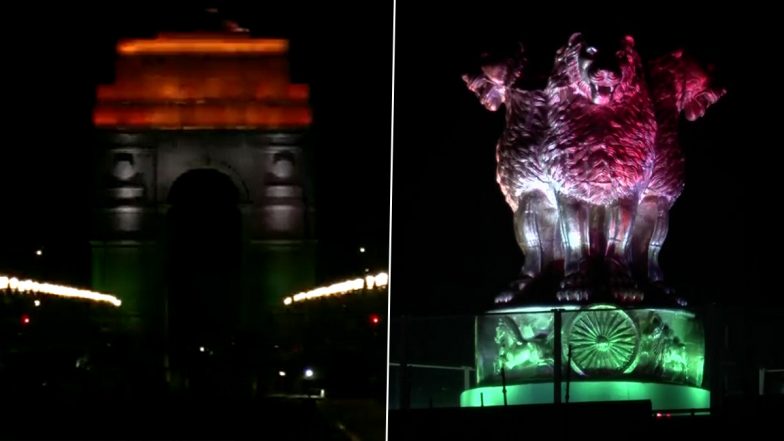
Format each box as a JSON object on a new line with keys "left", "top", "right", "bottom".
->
{"left": 0, "top": 1, "right": 392, "bottom": 286}
{"left": 391, "top": 4, "right": 779, "bottom": 316}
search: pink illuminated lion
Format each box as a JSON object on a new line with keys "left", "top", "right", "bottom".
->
{"left": 464, "top": 33, "right": 725, "bottom": 304}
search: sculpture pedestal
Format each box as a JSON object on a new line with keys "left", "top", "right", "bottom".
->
{"left": 461, "top": 304, "right": 709, "bottom": 410}
{"left": 461, "top": 382, "right": 709, "bottom": 410}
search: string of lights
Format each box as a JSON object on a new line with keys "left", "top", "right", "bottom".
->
{"left": 0, "top": 275, "right": 122, "bottom": 307}
{"left": 283, "top": 272, "right": 389, "bottom": 305}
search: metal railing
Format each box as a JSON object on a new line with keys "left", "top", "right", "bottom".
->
{"left": 759, "top": 368, "right": 784, "bottom": 395}
{"left": 389, "top": 362, "right": 475, "bottom": 390}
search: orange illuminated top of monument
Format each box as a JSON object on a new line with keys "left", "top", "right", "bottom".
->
{"left": 94, "top": 33, "right": 311, "bottom": 129}
{"left": 117, "top": 33, "right": 289, "bottom": 55}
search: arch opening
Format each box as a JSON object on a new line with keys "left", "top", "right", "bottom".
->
{"left": 166, "top": 169, "right": 242, "bottom": 361}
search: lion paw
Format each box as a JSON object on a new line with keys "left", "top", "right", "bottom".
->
{"left": 494, "top": 276, "right": 535, "bottom": 305}
{"left": 557, "top": 273, "right": 590, "bottom": 302}
{"left": 494, "top": 290, "right": 516, "bottom": 305}
{"left": 610, "top": 272, "right": 643, "bottom": 302}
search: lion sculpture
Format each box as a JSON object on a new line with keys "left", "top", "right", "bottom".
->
{"left": 463, "top": 32, "right": 724, "bottom": 304}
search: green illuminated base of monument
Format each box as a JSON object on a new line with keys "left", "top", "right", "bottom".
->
{"left": 471, "top": 305, "right": 708, "bottom": 411}
{"left": 460, "top": 381, "right": 710, "bottom": 410}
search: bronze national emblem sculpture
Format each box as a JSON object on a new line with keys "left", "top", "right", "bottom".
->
{"left": 463, "top": 32, "right": 725, "bottom": 305}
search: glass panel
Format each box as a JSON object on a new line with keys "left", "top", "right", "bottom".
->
{"left": 476, "top": 305, "right": 705, "bottom": 387}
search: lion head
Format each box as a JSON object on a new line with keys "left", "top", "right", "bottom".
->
{"left": 550, "top": 32, "right": 643, "bottom": 105}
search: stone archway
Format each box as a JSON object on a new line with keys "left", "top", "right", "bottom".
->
{"left": 91, "top": 31, "right": 317, "bottom": 346}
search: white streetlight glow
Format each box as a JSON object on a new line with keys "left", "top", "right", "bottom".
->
{"left": 0, "top": 275, "right": 121, "bottom": 307}
{"left": 283, "top": 272, "right": 389, "bottom": 305}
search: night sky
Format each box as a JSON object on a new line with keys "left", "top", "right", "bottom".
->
{"left": 391, "top": 4, "right": 781, "bottom": 316}
{"left": 0, "top": 2, "right": 392, "bottom": 287}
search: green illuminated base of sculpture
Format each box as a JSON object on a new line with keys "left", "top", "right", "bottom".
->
{"left": 460, "top": 381, "right": 709, "bottom": 410}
